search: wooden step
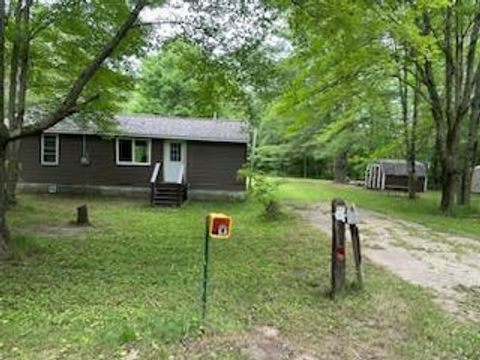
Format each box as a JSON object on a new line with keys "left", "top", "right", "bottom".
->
{"left": 151, "top": 182, "right": 188, "bottom": 207}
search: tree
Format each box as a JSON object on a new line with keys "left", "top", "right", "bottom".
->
{"left": 372, "top": 1, "right": 480, "bottom": 210}
{"left": 393, "top": 45, "right": 421, "bottom": 199}
{"left": 0, "top": 0, "right": 152, "bottom": 258}
{"left": 414, "top": 2, "right": 480, "bottom": 211}
{"left": 266, "top": 0, "right": 480, "bottom": 212}
{"left": 126, "top": 38, "right": 248, "bottom": 118}
{"left": 4, "top": 0, "right": 151, "bottom": 205}
{"left": 262, "top": 1, "right": 409, "bottom": 182}
{"left": 459, "top": 77, "right": 480, "bottom": 205}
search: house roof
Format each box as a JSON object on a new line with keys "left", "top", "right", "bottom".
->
{"left": 45, "top": 114, "right": 250, "bottom": 144}
{"left": 374, "top": 159, "right": 427, "bottom": 177}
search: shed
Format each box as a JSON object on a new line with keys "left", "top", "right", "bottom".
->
{"left": 471, "top": 166, "right": 480, "bottom": 193}
{"left": 365, "top": 159, "right": 427, "bottom": 192}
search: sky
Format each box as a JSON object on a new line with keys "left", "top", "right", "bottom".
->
{"left": 140, "top": 0, "right": 292, "bottom": 58}
{"left": 140, "top": 1, "right": 187, "bottom": 45}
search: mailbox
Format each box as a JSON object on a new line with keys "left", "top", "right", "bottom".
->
{"left": 208, "top": 213, "right": 233, "bottom": 239}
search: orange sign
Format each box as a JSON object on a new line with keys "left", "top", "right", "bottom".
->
{"left": 208, "top": 213, "right": 233, "bottom": 239}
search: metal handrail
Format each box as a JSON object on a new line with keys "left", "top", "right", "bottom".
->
{"left": 150, "top": 162, "right": 162, "bottom": 184}
{"left": 177, "top": 164, "right": 185, "bottom": 184}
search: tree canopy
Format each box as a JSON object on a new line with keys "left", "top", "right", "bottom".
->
{"left": 251, "top": 0, "right": 480, "bottom": 211}
{"left": 126, "top": 38, "right": 248, "bottom": 119}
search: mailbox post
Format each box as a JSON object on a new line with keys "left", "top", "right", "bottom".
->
{"left": 347, "top": 205, "right": 362, "bottom": 287}
{"left": 201, "top": 213, "right": 232, "bottom": 320}
{"left": 331, "top": 199, "right": 363, "bottom": 298}
{"left": 331, "top": 199, "right": 347, "bottom": 297}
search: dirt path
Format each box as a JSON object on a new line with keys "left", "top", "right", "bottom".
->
{"left": 297, "top": 203, "right": 480, "bottom": 322}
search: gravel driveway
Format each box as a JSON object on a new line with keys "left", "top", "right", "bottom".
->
{"left": 297, "top": 203, "right": 480, "bottom": 322}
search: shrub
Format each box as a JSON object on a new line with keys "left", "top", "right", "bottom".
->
{"left": 238, "top": 169, "right": 283, "bottom": 219}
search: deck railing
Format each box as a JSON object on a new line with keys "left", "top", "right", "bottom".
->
{"left": 150, "top": 162, "right": 162, "bottom": 184}
{"left": 150, "top": 162, "right": 162, "bottom": 205}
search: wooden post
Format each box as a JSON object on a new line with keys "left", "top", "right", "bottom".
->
{"left": 76, "top": 205, "right": 90, "bottom": 226}
{"left": 347, "top": 205, "right": 362, "bottom": 287}
{"left": 331, "top": 198, "right": 347, "bottom": 297}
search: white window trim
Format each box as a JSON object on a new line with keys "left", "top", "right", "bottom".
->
{"left": 115, "top": 137, "right": 152, "bottom": 166}
{"left": 41, "top": 133, "right": 59, "bottom": 166}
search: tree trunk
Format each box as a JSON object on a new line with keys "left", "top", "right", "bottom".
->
{"left": 6, "top": 139, "right": 20, "bottom": 205}
{"left": 334, "top": 151, "right": 348, "bottom": 183}
{"left": 0, "top": 0, "right": 7, "bottom": 258}
{"left": 396, "top": 49, "right": 419, "bottom": 200}
{"left": 303, "top": 150, "right": 307, "bottom": 178}
{"left": 458, "top": 76, "right": 480, "bottom": 206}
{"left": 5, "top": 1, "right": 23, "bottom": 206}
{"left": 7, "top": 0, "right": 32, "bottom": 206}
{"left": 0, "top": 142, "right": 10, "bottom": 258}
{"left": 440, "top": 165, "right": 456, "bottom": 212}
{"left": 407, "top": 156, "right": 417, "bottom": 199}
{"left": 76, "top": 205, "right": 90, "bottom": 226}
{"left": 407, "top": 67, "right": 420, "bottom": 200}
{"left": 440, "top": 129, "right": 460, "bottom": 212}
{"left": 430, "top": 134, "right": 442, "bottom": 189}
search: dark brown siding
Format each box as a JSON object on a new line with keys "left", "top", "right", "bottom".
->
{"left": 385, "top": 175, "right": 425, "bottom": 192}
{"left": 19, "top": 134, "right": 163, "bottom": 187}
{"left": 20, "top": 134, "right": 247, "bottom": 191}
{"left": 187, "top": 141, "right": 247, "bottom": 191}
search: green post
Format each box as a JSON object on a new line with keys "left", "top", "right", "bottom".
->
{"left": 202, "top": 216, "right": 210, "bottom": 320}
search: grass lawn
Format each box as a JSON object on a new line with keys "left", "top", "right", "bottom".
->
{"left": 0, "top": 194, "right": 479, "bottom": 359}
{"left": 277, "top": 177, "right": 480, "bottom": 239}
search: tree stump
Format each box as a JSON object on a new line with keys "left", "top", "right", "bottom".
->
{"left": 76, "top": 205, "right": 90, "bottom": 226}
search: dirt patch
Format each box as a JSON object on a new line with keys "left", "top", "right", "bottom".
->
{"left": 174, "top": 326, "right": 320, "bottom": 360}
{"left": 22, "top": 223, "right": 95, "bottom": 239}
{"left": 297, "top": 203, "right": 480, "bottom": 322}
{"left": 173, "top": 323, "right": 398, "bottom": 359}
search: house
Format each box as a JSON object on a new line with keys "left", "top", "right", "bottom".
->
{"left": 365, "top": 159, "right": 427, "bottom": 192}
{"left": 472, "top": 166, "right": 480, "bottom": 193}
{"left": 18, "top": 114, "right": 249, "bottom": 206}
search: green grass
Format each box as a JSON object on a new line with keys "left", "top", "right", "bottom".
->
{"left": 277, "top": 177, "right": 480, "bottom": 239}
{"left": 0, "top": 194, "right": 479, "bottom": 359}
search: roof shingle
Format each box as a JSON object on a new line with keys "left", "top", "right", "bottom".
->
{"left": 45, "top": 114, "right": 250, "bottom": 144}
{"left": 376, "top": 159, "right": 427, "bottom": 177}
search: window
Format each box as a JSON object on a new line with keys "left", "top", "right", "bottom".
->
{"left": 170, "top": 142, "right": 182, "bottom": 162}
{"left": 116, "top": 138, "right": 151, "bottom": 166}
{"left": 41, "top": 134, "right": 59, "bottom": 166}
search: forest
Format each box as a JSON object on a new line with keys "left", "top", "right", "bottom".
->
{"left": 126, "top": 0, "right": 480, "bottom": 214}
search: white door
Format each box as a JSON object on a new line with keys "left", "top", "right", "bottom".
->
{"left": 163, "top": 141, "right": 186, "bottom": 183}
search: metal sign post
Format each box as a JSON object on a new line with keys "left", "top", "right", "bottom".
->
{"left": 201, "top": 216, "right": 211, "bottom": 320}
{"left": 201, "top": 213, "right": 233, "bottom": 320}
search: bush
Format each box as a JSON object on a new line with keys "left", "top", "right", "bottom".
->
{"left": 238, "top": 169, "right": 283, "bottom": 219}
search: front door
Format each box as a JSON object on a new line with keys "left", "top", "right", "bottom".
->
{"left": 163, "top": 141, "right": 186, "bottom": 183}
